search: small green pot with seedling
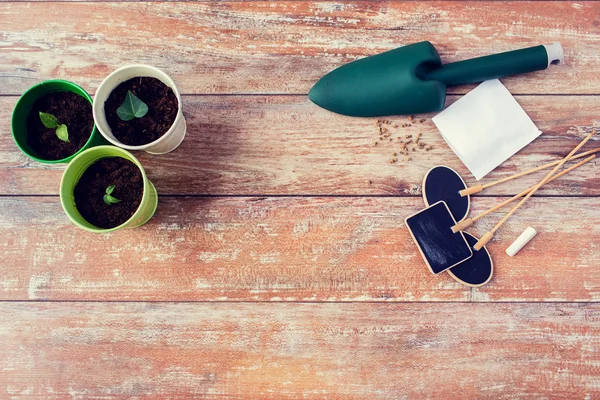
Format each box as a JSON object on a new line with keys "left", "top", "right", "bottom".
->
{"left": 60, "top": 146, "right": 158, "bottom": 233}
{"left": 12, "top": 80, "right": 106, "bottom": 163}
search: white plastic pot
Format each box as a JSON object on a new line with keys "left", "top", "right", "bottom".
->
{"left": 93, "top": 65, "right": 186, "bottom": 154}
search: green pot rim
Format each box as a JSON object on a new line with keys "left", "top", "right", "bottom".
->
{"left": 11, "top": 79, "right": 99, "bottom": 164}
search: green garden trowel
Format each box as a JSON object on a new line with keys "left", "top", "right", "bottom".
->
{"left": 309, "top": 42, "right": 563, "bottom": 117}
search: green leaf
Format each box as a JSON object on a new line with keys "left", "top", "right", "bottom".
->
{"left": 55, "top": 124, "right": 69, "bottom": 142}
{"left": 103, "top": 194, "right": 121, "bottom": 205}
{"left": 39, "top": 112, "right": 59, "bottom": 129}
{"left": 103, "top": 185, "right": 121, "bottom": 205}
{"left": 116, "top": 90, "right": 148, "bottom": 121}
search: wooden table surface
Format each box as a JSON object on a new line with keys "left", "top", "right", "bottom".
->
{"left": 1, "top": 1, "right": 600, "bottom": 398}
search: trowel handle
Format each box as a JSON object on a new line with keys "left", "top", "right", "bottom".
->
{"left": 425, "top": 43, "right": 563, "bottom": 86}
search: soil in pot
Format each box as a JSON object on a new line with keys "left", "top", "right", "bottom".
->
{"left": 104, "top": 77, "right": 178, "bottom": 146}
{"left": 27, "top": 92, "right": 94, "bottom": 160}
{"left": 74, "top": 157, "right": 144, "bottom": 229}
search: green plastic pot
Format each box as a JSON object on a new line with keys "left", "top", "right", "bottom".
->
{"left": 11, "top": 79, "right": 106, "bottom": 163}
{"left": 60, "top": 146, "right": 158, "bottom": 233}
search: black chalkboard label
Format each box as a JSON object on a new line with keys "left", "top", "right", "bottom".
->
{"left": 422, "top": 165, "right": 470, "bottom": 222}
{"left": 405, "top": 201, "right": 473, "bottom": 274}
{"left": 447, "top": 232, "right": 493, "bottom": 287}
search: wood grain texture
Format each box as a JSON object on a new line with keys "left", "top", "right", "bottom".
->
{"left": 1, "top": 2, "right": 599, "bottom": 95}
{"left": 1, "top": 302, "right": 599, "bottom": 399}
{"left": 1, "top": 95, "right": 599, "bottom": 196}
{"left": 1, "top": 196, "right": 598, "bottom": 302}
{"left": 2, "top": 1, "right": 600, "bottom": 396}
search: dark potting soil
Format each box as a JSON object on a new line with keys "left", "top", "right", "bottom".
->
{"left": 26, "top": 91, "right": 94, "bottom": 160}
{"left": 104, "top": 77, "right": 178, "bottom": 146}
{"left": 74, "top": 157, "right": 144, "bottom": 229}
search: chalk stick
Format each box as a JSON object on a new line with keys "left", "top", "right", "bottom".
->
{"left": 422, "top": 165, "right": 470, "bottom": 222}
{"left": 506, "top": 227, "right": 537, "bottom": 257}
{"left": 405, "top": 201, "right": 473, "bottom": 275}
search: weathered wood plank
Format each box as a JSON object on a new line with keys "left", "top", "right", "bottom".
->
{"left": 1, "top": 196, "right": 598, "bottom": 301}
{"left": 1, "top": 2, "right": 599, "bottom": 95}
{"left": 1, "top": 95, "right": 598, "bottom": 196}
{"left": 1, "top": 302, "right": 599, "bottom": 399}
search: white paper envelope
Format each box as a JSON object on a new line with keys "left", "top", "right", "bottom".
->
{"left": 432, "top": 79, "right": 542, "bottom": 180}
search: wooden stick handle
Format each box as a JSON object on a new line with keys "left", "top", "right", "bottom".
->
{"left": 490, "top": 132, "right": 595, "bottom": 233}
{"left": 471, "top": 155, "right": 595, "bottom": 223}
{"left": 459, "top": 148, "right": 600, "bottom": 197}
{"left": 451, "top": 218, "right": 473, "bottom": 233}
{"left": 474, "top": 132, "right": 595, "bottom": 250}
{"left": 452, "top": 155, "right": 595, "bottom": 233}
{"left": 473, "top": 231, "right": 493, "bottom": 251}
{"left": 459, "top": 185, "right": 483, "bottom": 196}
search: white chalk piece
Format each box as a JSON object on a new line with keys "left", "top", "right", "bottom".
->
{"left": 506, "top": 227, "right": 537, "bottom": 257}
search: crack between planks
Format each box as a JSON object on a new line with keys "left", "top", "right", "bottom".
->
{"left": 1, "top": 194, "right": 600, "bottom": 198}
{"left": 1, "top": 93, "right": 600, "bottom": 97}
{"left": 2, "top": 0, "right": 600, "bottom": 3}
{"left": 0, "top": 299, "right": 598, "bottom": 304}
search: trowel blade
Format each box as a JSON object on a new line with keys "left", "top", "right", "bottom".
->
{"left": 308, "top": 42, "right": 446, "bottom": 117}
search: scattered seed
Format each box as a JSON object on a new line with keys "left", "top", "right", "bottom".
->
{"left": 372, "top": 118, "right": 430, "bottom": 163}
